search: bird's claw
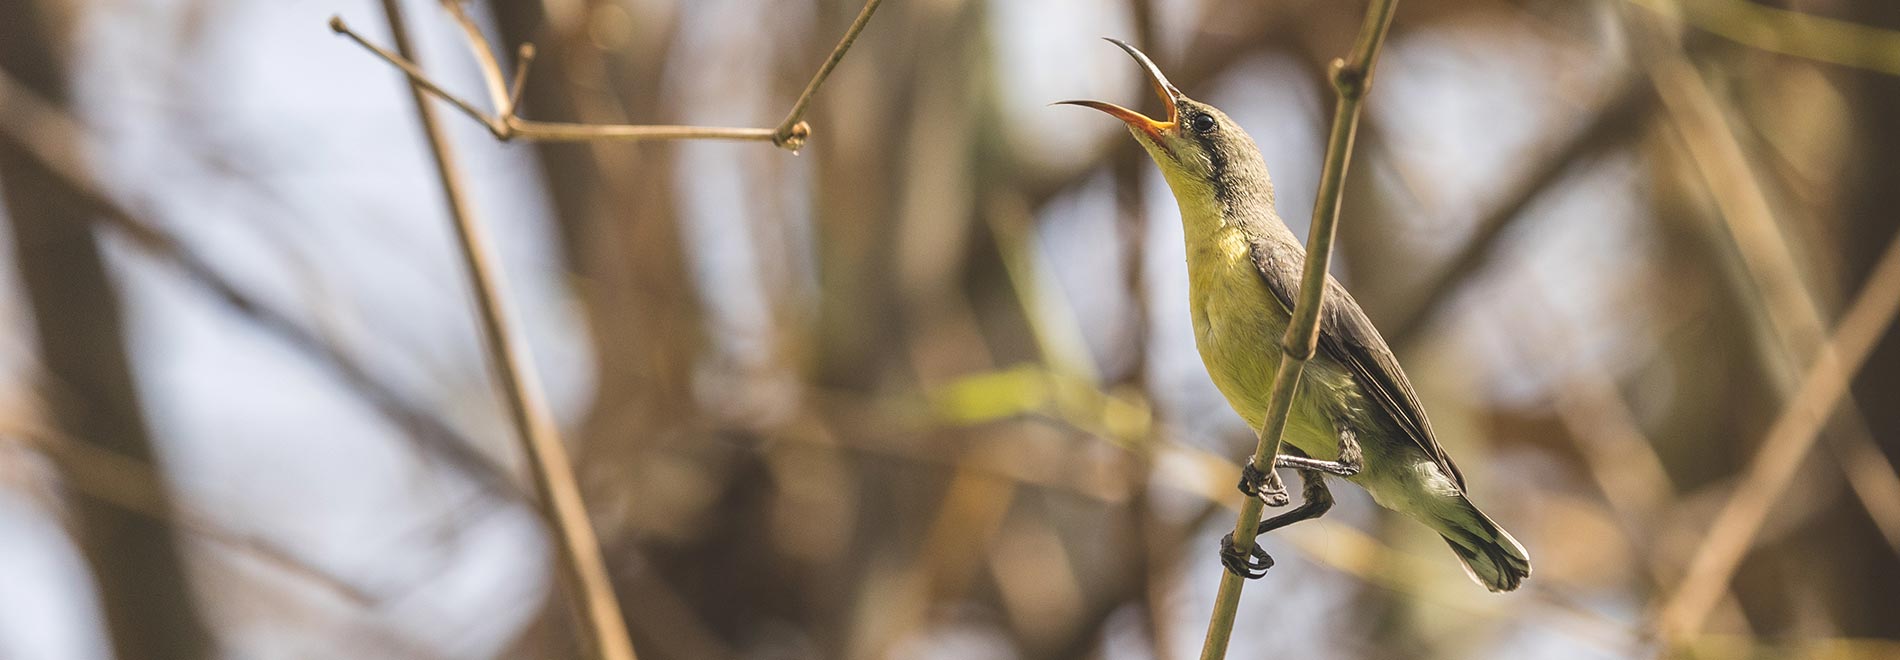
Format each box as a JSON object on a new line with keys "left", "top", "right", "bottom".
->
{"left": 1219, "top": 532, "right": 1273, "bottom": 579}
{"left": 1237, "top": 458, "right": 1290, "bottom": 507}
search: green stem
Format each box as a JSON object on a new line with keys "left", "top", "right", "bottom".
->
{"left": 1196, "top": 1, "right": 1400, "bottom": 658}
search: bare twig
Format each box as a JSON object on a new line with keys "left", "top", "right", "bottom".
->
{"left": 1198, "top": 1, "right": 1401, "bottom": 658}
{"left": 772, "top": 0, "right": 886, "bottom": 149}
{"left": 331, "top": 0, "right": 884, "bottom": 151}
{"left": 373, "top": 3, "right": 635, "bottom": 660}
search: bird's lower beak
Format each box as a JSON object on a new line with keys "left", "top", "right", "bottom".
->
{"left": 1056, "top": 38, "right": 1180, "bottom": 142}
{"left": 1055, "top": 100, "right": 1172, "bottom": 142}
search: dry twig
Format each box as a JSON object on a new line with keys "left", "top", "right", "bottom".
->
{"left": 331, "top": 0, "right": 884, "bottom": 151}
{"left": 371, "top": 2, "right": 633, "bottom": 659}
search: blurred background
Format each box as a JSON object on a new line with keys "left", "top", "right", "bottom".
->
{"left": 2, "top": 0, "right": 1898, "bottom": 658}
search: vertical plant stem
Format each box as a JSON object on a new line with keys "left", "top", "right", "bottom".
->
{"left": 376, "top": 3, "right": 637, "bottom": 660}
{"left": 1196, "top": 2, "right": 1400, "bottom": 658}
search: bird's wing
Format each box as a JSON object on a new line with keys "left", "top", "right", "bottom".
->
{"left": 1248, "top": 238, "right": 1467, "bottom": 490}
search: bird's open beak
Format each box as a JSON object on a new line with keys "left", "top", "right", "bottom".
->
{"left": 1056, "top": 38, "right": 1182, "bottom": 142}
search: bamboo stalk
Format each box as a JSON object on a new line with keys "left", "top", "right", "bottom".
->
{"left": 374, "top": 3, "right": 636, "bottom": 660}
{"left": 1196, "top": 2, "right": 1400, "bottom": 658}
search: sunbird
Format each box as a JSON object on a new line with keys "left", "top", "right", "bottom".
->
{"left": 1059, "top": 39, "right": 1530, "bottom": 592}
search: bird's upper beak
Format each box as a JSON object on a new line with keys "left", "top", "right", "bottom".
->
{"left": 1056, "top": 38, "right": 1182, "bottom": 143}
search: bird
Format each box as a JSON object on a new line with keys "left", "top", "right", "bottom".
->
{"left": 1058, "top": 39, "right": 1530, "bottom": 592}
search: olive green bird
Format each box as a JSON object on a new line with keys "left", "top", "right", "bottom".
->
{"left": 1060, "top": 39, "right": 1530, "bottom": 592}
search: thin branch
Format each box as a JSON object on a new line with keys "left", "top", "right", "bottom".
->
{"left": 1197, "top": 1, "right": 1401, "bottom": 658}
{"left": 507, "top": 44, "right": 534, "bottom": 115}
{"left": 373, "top": 3, "right": 636, "bottom": 660}
{"left": 506, "top": 120, "right": 775, "bottom": 143}
{"left": 771, "top": 0, "right": 885, "bottom": 149}
{"left": 331, "top": 0, "right": 884, "bottom": 151}
{"left": 440, "top": 1, "right": 512, "bottom": 116}
{"left": 331, "top": 16, "right": 507, "bottom": 137}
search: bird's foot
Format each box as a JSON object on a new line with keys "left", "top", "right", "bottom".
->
{"left": 1238, "top": 458, "right": 1290, "bottom": 507}
{"left": 1219, "top": 532, "right": 1274, "bottom": 579}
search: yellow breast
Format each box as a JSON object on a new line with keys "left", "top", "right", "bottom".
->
{"left": 1180, "top": 207, "right": 1350, "bottom": 461}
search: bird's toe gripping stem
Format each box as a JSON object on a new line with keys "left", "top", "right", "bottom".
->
{"left": 1219, "top": 532, "right": 1274, "bottom": 579}
{"left": 1237, "top": 457, "right": 1290, "bottom": 507}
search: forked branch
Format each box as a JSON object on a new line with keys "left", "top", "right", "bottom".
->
{"left": 331, "top": 0, "right": 884, "bottom": 151}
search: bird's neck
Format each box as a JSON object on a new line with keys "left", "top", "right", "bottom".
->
{"left": 1159, "top": 152, "right": 1284, "bottom": 250}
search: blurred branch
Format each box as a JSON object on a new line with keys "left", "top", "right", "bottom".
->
{"left": 372, "top": 2, "right": 635, "bottom": 660}
{"left": 1639, "top": 12, "right": 1900, "bottom": 641}
{"left": 1654, "top": 210, "right": 1900, "bottom": 644}
{"left": 0, "top": 5, "right": 215, "bottom": 653}
{"left": 1641, "top": 30, "right": 1900, "bottom": 561}
{"left": 331, "top": 0, "right": 884, "bottom": 151}
{"left": 1118, "top": 8, "right": 1168, "bottom": 658}
{"left": 13, "top": 432, "right": 375, "bottom": 606}
{"left": 1387, "top": 74, "right": 1654, "bottom": 350}
{"left": 982, "top": 185, "right": 1176, "bottom": 655}
{"left": 1629, "top": 0, "right": 1900, "bottom": 77}
{"left": 1201, "top": 2, "right": 1400, "bottom": 658}
{"left": 1623, "top": 9, "right": 1900, "bottom": 649}
{"left": 983, "top": 195, "right": 1105, "bottom": 383}
{"left": 0, "top": 68, "right": 522, "bottom": 501}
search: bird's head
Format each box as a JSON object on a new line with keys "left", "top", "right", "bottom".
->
{"left": 1058, "top": 39, "right": 1269, "bottom": 208}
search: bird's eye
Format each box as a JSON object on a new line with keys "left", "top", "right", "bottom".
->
{"left": 1190, "top": 113, "right": 1216, "bottom": 133}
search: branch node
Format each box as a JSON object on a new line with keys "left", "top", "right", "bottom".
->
{"left": 1331, "top": 58, "right": 1367, "bottom": 99}
{"left": 1280, "top": 335, "right": 1318, "bottom": 362}
{"left": 773, "top": 121, "right": 811, "bottom": 152}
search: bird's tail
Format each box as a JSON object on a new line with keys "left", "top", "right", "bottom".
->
{"left": 1435, "top": 497, "right": 1531, "bottom": 593}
